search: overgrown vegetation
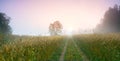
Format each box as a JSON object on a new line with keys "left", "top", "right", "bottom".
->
{"left": 74, "top": 34, "right": 120, "bottom": 61}
{"left": 0, "top": 36, "right": 64, "bottom": 61}
{"left": 0, "top": 34, "right": 120, "bottom": 61}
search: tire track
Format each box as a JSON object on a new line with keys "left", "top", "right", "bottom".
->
{"left": 59, "top": 37, "right": 89, "bottom": 61}
{"left": 64, "top": 38, "right": 82, "bottom": 61}
{"left": 72, "top": 38, "right": 89, "bottom": 61}
{"left": 59, "top": 39, "right": 68, "bottom": 61}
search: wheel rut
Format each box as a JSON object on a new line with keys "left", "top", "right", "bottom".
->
{"left": 59, "top": 37, "right": 89, "bottom": 61}
{"left": 72, "top": 38, "right": 89, "bottom": 61}
{"left": 59, "top": 39, "right": 68, "bottom": 61}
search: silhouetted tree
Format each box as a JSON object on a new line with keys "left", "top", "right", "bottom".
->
{"left": 49, "top": 21, "right": 63, "bottom": 35}
{"left": 0, "top": 12, "right": 12, "bottom": 45}
{"left": 0, "top": 12, "right": 12, "bottom": 35}
{"left": 95, "top": 4, "right": 120, "bottom": 33}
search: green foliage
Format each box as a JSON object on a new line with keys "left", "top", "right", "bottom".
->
{"left": 0, "top": 12, "right": 12, "bottom": 46}
{"left": 0, "top": 12, "right": 12, "bottom": 35}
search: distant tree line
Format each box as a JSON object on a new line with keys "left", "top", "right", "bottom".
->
{"left": 95, "top": 4, "right": 120, "bottom": 33}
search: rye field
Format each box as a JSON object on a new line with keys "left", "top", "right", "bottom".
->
{"left": 0, "top": 34, "right": 120, "bottom": 61}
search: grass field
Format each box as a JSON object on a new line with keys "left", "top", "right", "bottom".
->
{"left": 0, "top": 34, "right": 120, "bottom": 61}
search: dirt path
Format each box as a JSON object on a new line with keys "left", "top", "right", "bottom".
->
{"left": 72, "top": 38, "right": 89, "bottom": 61}
{"left": 59, "top": 40, "right": 68, "bottom": 61}
{"left": 59, "top": 37, "right": 89, "bottom": 61}
{"left": 64, "top": 38, "right": 82, "bottom": 61}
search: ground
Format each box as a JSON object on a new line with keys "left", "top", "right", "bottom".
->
{"left": 0, "top": 34, "right": 120, "bottom": 61}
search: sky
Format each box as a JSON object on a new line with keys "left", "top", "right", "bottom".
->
{"left": 0, "top": 0, "right": 120, "bottom": 35}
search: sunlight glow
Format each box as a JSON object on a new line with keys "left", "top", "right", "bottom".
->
{"left": 1, "top": 0, "right": 119, "bottom": 35}
{"left": 68, "top": 27, "right": 73, "bottom": 32}
{"left": 66, "top": 27, "right": 74, "bottom": 35}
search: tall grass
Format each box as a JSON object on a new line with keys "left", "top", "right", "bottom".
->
{"left": 0, "top": 34, "right": 120, "bottom": 61}
{"left": 0, "top": 36, "right": 64, "bottom": 61}
{"left": 74, "top": 34, "right": 120, "bottom": 61}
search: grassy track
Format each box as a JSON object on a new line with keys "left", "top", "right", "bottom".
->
{"left": 72, "top": 38, "right": 89, "bottom": 61}
{"left": 59, "top": 39, "right": 68, "bottom": 61}
{"left": 49, "top": 39, "right": 67, "bottom": 61}
{"left": 64, "top": 38, "right": 82, "bottom": 61}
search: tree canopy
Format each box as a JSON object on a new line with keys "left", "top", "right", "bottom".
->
{"left": 49, "top": 21, "right": 63, "bottom": 36}
{"left": 0, "top": 12, "right": 12, "bottom": 35}
{"left": 95, "top": 4, "right": 120, "bottom": 33}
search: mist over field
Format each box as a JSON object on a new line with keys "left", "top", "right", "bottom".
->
{"left": 0, "top": 0, "right": 120, "bottom": 61}
{"left": 0, "top": 0, "right": 119, "bottom": 35}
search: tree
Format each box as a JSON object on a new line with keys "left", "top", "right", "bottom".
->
{"left": 0, "top": 12, "right": 12, "bottom": 45}
{"left": 0, "top": 12, "right": 12, "bottom": 35}
{"left": 94, "top": 4, "right": 120, "bottom": 33}
{"left": 49, "top": 21, "right": 63, "bottom": 35}
{"left": 49, "top": 23, "right": 54, "bottom": 35}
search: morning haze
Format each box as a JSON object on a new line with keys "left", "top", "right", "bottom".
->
{"left": 0, "top": 0, "right": 119, "bottom": 35}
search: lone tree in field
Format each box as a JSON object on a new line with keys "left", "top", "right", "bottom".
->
{"left": 0, "top": 12, "right": 12, "bottom": 35}
{"left": 49, "top": 21, "right": 63, "bottom": 36}
{"left": 95, "top": 4, "right": 120, "bottom": 33}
